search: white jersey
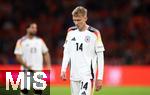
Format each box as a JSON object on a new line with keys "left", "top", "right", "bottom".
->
{"left": 14, "top": 36, "right": 48, "bottom": 70}
{"left": 61, "top": 26, "right": 105, "bottom": 81}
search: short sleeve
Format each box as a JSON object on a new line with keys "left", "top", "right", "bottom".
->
{"left": 95, "top": 31, "right": 105, "bottom": 52}
{"left": 14, "top": 40, "right": 23, "bottom": 55}
{"left": 41, "top": 39, "right": 48, "bottom": 53}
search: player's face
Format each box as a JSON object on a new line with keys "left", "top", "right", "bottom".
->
{"left": 27, "top": 23, "right": 37, "bottom": 36}
{"left": 72, "top": 15, "right": 87, "bottom": 30}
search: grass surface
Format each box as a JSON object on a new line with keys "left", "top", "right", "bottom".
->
{"left": 50, "top": 86, "right": 150, "bottom": 95}
{"left": 0, "top": 86, "right": 50, "bottom": 95}
{"left": 0, "top": 86, "right": 150, "bottom": 95}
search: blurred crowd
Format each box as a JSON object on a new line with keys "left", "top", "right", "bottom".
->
{"left": 0, "top": 0, "right": 149, "bottom": 65}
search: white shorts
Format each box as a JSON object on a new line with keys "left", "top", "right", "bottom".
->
{"left": 71, "top": 79, "right": 95, "bottom": 95}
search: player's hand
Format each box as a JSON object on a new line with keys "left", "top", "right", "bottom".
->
{"left": 60, "top": 71, "right": 67, "bottom": 81}
{"left": 95, "top": 79, "right": 103, "bottom": 91}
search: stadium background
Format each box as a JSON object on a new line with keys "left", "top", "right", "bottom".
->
{"left": 0, "top": 0, "right": 149, "bottom": 95}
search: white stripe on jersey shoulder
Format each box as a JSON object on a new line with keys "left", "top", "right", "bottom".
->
{"left": 67, "top": 26, "right": 77, "bottom": 32}
{"left": 18, "top": 35, "right": 28, "bottom": 43}
{"left": 34, "top": 36, "right": 46, "bottom": 43}
{"left": 34, "top": 36, "right": 41, "bottom": 39}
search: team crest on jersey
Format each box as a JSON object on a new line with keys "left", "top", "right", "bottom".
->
{"left": 85, "top": 36, "right": 90, "bottom": 43}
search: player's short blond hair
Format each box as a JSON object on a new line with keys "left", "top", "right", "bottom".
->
{"left": 72, "top": 6, "right": 87, "bottom": 17}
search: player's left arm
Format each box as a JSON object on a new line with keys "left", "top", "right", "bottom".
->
{"left": 41, "top": 39, "right": 51, "bottom": 70}
{"left": 43, "top": 52, "right": 51, "bottom": 70}
{"left": 94, "top": 30, "right": 105, "bottom": 91}
{"left": 95, "top": 51, "right": 104, "bottom": 91}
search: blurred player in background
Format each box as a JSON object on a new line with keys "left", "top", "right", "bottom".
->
{"left": 14, "top": 22, "right": 51, "bottom": 95}
{"left": 61, "top": 6, "right": 105, "bottom": 95}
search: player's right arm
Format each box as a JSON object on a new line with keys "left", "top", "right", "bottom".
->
{"left": 15, "top": 54, "right": 33, "bottom": 71}
{"left": 14, "top": 40, "right": 33, "bottom": 72}
{"left": 61, "top": 32, "right": 71, "bottom": 80}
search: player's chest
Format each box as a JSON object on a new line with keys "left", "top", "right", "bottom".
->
{"left": 69, "top": 33, "right": 95, "bottom": 51}
{"left": 22, "top": 40, "right": 41, "bottom": 51}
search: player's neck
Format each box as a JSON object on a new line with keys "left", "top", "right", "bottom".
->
{"left": 27, "top": 34, "right": 34, "bottom": 39}
{"left": 78, "top": 24, "right": 88, "bottom": 31}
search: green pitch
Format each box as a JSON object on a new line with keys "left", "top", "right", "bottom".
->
{"left": 1, "top": 86, "right": 150, "bottom": 95}
{"left": 50, "top": 86, "right": 150, "bottom": 95}
{"left": 0, "top": 86, "right": 50, "bottom": 95}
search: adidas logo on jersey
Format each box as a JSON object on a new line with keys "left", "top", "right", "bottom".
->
{"left": 71, "top": 37, "right": 76, "bottom": 41}
{"left": 81, "top": 91, "right": 86, "bottom": 95}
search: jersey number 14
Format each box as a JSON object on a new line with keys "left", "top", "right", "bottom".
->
{"left": 76, "top": 43, "right": 83, "bottom": 51}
